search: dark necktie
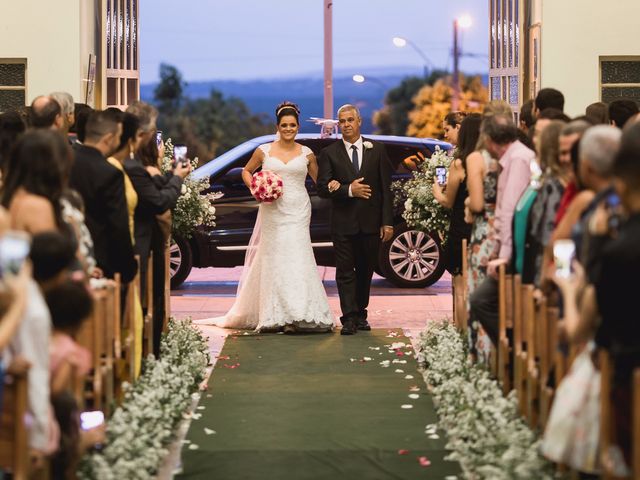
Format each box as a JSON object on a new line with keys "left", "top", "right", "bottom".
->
{"left": 351, "top": 145, "right": 359, "bottom": 174}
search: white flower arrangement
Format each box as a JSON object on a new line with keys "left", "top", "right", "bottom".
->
{"left": 391, "top": 146, "right": 452, "bottom": 242}
{"left": 417, "top": 320, "right": 553, "bottom": 479}
{"left": 161, "top": 139, "right": 223, "bottom": 239}
{"left": 363, "top": 140, "right": 373, "bottom": 150}
{"left": 79, "top": 318, "right": 210, "bottom": 480}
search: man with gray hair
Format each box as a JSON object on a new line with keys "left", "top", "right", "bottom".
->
{"left": 317, "top": 104, "right": 394, "bottom": 335}
{"left": 50, "top": 91, "right": 74, "bottom": 136}
{"left": 469, "top": 113, "right": 535, "bottom": 346}
{"left": 574, "top": 125, "right": 621, "bottom": 279}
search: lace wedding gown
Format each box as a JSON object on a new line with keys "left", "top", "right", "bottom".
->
{"left": 208, "top": 143, "right": 335, "bottom": 331}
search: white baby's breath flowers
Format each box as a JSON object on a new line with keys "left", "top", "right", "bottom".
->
{"left": 391, "top": 146, "right": 452, "bottom": 243}
{"left": 162, "top": 139, "right": 223, "bottom": 239}
{"left": 418, "top": 320, "right": 553, "bottom": 479}
{"left": 79, "top": 318, "right": 210, "bottom": 479}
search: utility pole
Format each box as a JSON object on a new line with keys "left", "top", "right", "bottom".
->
{"left": 452, "top": 18, "right": 460, "bottom": 112}
{"left": 323, "top": 0, "right": 333, "bottom": 120}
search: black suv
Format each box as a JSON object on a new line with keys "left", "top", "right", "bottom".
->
{"left": 170, "top": 133, "right": 451, "bottom": 289}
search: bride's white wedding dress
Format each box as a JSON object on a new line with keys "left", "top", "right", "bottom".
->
{"left": 207, "top": 143, "right": 335, "bottom": 331}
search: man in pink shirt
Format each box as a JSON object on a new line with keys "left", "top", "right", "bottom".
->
{"left": 469, "top": 114, "right": 535, "bottom": 345}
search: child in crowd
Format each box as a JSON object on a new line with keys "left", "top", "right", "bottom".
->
{"left": 46, "top": 279, "right": 92, "bottom": 394}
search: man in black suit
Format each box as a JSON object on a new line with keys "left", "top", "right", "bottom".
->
{"left": 70, "top": 110, "right": 137, "bottom": 283}
{"left": 318, "top": 104, "right": 394, "bottom": 335}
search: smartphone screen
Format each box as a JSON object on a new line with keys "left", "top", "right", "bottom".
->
{"left": 156, "top": 131, "right": 163, "bottom": 147}
{"left": 0, "top": 232, "right": 31, "bottom": 277}
{"left": 553, "top": 239, "right": 576, "bottom": 279}
{"left": 435, "top": 166, "right": 447, "bottom": 186}
{"left": 80, "top": 411, "right": 104, "bottom": 430}
{"left": 174, "top": 144, "right": 188, "bottom": 166}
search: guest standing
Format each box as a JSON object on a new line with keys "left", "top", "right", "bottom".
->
{"left": 69, "top": 110, "right": 137, "bottom": 283}
{"left": 432, "top": 113, "right": 481, "bottom": 325}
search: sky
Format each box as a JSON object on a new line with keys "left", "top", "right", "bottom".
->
{"left": 140, "top": 0, "right": 489, "bottom": 83}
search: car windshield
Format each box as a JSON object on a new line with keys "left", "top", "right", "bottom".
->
{"left": 191, "top": 139, "right": 265, "bottom": 181}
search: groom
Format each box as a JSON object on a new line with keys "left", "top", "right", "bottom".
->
{"left": 318, "top": 104, "right": 394, "bottom": 335}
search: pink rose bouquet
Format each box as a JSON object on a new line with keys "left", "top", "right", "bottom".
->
{"left": 250, "top": 170, "right": 283, "bottom": 203}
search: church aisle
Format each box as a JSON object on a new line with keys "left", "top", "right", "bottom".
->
{"left": 177, "top": 329, "right": 460, "bottom": 479}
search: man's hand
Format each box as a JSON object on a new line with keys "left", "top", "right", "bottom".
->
{"left": 487, "top": 258, "right": 508, "bottom": 278}
{"left": 328, "top": 180, "right": 340, "bottom": 193}
{"left": 173, "top": 161, "right": 192, "bottom": 179}
{"left": 380, "top": 226, "right": 393, "bottom": 242}
{"left": 350, "top": 177, "right": 371, "bottom": 199}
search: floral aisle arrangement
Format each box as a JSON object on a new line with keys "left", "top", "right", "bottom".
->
{"left": 79, "top": 318, "right": 210, "bottom": 480}
{"left": 417, "top": 320, "right": 552, "bottom": 479}
{"left": 162, "top": 139, "right": 222, "bottom": 239}
{"left": 391, "top": 146, "right": 452, "bottom": 242}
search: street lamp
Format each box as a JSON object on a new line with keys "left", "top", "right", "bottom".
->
{"left": 392, "top": 36, "right": 433, "bottom": 78}
{"left": 452, "top": 15, "right": 473, "bottom": 111}
{"left": 352, "top": 74, "right": 388, "bottom": 89}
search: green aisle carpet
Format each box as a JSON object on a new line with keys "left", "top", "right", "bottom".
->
{"left": 177, "top": 330, "right": 460, "bottom": 480}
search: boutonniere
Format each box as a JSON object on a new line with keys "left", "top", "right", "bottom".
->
{"left": 363, "top": 141, "right": 373, "bottom": 150}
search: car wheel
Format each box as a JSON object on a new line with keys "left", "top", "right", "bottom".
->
{"left": 379, "top": 224, "right": 445, "bottom": 288}
{"left": 169, "top": 236, "right": 193, "bottom": 289}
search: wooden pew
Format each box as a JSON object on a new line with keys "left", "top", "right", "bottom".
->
{"left": 122, "top": 273, "right": 138, "bottom": 383}
{"left": 525, "top": 286, "right": 540, "bottom": 428}
{"left": 0, "top": 368, "right": 30, "bottom": 480}
{"left": 76, "top": 283, "right": 116, "bottom": 414}
{"left": 512, "top": 276, "right": 527, "bottom": 416}
{"left": 143, "top": 255, "right": 154, "bottom": 360}
{"left": 497, "top": 264, "right": 513, "bottom": 394}
{"left": 539, "top": 306, "right": 559, "bottom": 429}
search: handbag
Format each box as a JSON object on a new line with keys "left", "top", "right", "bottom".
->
{"left": 541, "top": 341, "right": 600, "bottom": 473}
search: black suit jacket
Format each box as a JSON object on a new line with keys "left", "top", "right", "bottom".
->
{"left": 317, "top": 138, "right": 393, "bottom": 235}
{"left": 124, "top": 158, "right": 183, "bottom": 263}
{"left": 70, "top": 144, "right": 137, "bottom": 282}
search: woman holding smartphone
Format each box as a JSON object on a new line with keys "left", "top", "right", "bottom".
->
{"left": 432, "top": 113, "right": 481, "bottom": 326}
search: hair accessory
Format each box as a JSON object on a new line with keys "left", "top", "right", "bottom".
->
{"left": 276, "top": 103, "right": 300, "bottom": 117}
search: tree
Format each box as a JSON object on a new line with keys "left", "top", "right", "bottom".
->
{"left": 154, "top": 63, "right": 185, "bottom": 115}
{"left": 152, "top": 64, "right": 272, "bottom": 165}
{"left": 407, "top": 75, "right": 488, "bottom": 139}
{"left": 373, "top": 70, "right": 447, "bottom": 136}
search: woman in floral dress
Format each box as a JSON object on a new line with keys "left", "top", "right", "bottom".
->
{"left": 465, "top": 147, "right": 499, "bottom": 359}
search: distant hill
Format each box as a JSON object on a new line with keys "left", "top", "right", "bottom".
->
{"left": 141, "top": 69, "right": 488, "bottom": 134}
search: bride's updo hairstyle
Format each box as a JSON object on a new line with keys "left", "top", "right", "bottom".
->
{"left": 275, "top": 101, "right": 300, "bottom": 125}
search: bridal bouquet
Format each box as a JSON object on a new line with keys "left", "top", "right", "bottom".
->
{"left": 391, "top": 146, "right": 452, "bottom": 242}
{"left": 251, "top": 170, "right": 283, "bottom": 203}
{"left": 162, "top": 139, "right": 223, "bottom": 238}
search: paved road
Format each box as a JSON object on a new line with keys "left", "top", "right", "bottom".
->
{"left": 171, "top": 266, "right": 452, "bottom": 297}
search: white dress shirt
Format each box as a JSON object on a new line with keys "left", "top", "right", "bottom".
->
{"left": 343, "top": 136, "right": 363, "bottom": 197}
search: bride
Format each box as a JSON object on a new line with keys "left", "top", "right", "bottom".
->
{"left": 205, "top": 102, "right": 335, "bottom": 333}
